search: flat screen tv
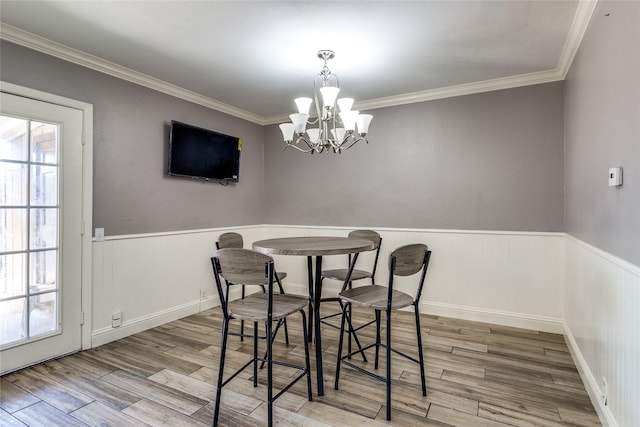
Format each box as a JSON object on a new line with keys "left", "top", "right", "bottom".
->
{"left": 168, "top": 120, "right": 241, "bottom": 183}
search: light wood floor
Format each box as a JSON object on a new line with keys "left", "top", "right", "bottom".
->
{"left": 1, "top": 306, "right": 600, "bottom": 426}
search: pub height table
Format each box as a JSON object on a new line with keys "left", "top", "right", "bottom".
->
{"left": 253, "top": 236, "right": 374, "bottom": 396}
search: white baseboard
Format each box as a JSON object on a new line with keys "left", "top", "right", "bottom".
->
{"left": 284, "top": 282, "right": 563, "bottom": 334}
{"left": 421, "top": 301, "right": 563, "bottom": 334}
{"left": 563, "top": 322, "right": 618, "bottom": 427}
{"left": 92, "top": 286, "right": 562, "bottom": 347}
{"left": 91, "top": 297, "right": 217, "bottom": 347}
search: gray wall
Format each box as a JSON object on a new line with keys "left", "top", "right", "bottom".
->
{"left": 1, "top": 41, "right": 265, "bottom": 236}
{"left": 564, "top": 1, "right": 640, "bottom": 266}
{"left": 3, "top": 40, "right": 570, "bottom": 238}
{"left": 264, "top": 83, "right": 565, "bottom": 231}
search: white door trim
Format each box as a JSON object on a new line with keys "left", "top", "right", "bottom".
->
{"left": 1, "top": 81, "right": 93, "bottom": 350}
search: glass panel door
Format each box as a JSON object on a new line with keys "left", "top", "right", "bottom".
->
{"left": 1, "top": 117, "right": 60, "bottom": 347}
{"left": 0, "top": 91, "right": 84, "bottom": 374}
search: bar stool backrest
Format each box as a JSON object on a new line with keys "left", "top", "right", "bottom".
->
{"left": 390, "top": 243, "right": 428, "bottom": 276}
{"left": 347, "top": 229, "right": 382, "bottom": 280}
{"left": 216, "top": 232, "right": 243, "bottom": 250}
{"left": 213, "top": 248, "right": 273, "bottom": 287}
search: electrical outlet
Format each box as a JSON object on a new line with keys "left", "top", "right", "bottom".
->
{"left": 601, "top": 377, "right": 608, "bottom": 405}
{"left": 95, "top": 227, "right": 105, "bottom": 242}
{"left": 200, "top": 290, "right": 206, "bottom": 300}
{"left": 112, "top": 310, "right": 122, "bottom": 328}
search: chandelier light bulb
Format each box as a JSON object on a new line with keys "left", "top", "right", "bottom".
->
{"left": 306, "top": 128, "right": 321, "bottom": 143}
{"left": 290, "top": 113, "right": 309, "bottom": 134}
{"left": 279, "top": 123, "right": 295, "bottom": 142}
{"left": 356, "top": 114, "right": 373, "bottom": 135}
{"left": 319, "top": 86, "right": 340, "bottom": 109}
{"left": 331, "top": 127, "right": 346, "bottom": 141}
{"left": 294, "top": 97, "right": 313, "bottom": 114}
{"left": 337, "top": 98, "right": 354, "bottom": 112}
{"left": 339, "top": 110, "right": 359, "bottom": 132}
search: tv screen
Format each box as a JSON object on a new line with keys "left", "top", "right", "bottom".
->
{"left": 168, "top": 120, "right": 241, "bottom": 183}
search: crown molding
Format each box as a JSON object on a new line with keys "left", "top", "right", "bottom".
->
{"left": 0, "top": 23, "right": 266, "bottom": 125}
{"left": 2, "top": 1, "right": 596, "bottom": 127}
{"left": 557, "top": 0, "right": 599, "bottom": 78}
{"left": 261, "top": 69, "right": 564, "bottom": 125}
{"left": 225, "top": 57, "right": 578, "bottom": 126}
{"left": 359, "top": 69, "right": 565, "bottom": 111}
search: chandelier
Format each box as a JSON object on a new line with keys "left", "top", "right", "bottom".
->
{"left": 278, "top": 50, "right": 373, "bottom": 154}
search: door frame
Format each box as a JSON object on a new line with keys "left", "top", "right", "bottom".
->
{"left": 1, "top": 81, "right": 93, "bottom": 351}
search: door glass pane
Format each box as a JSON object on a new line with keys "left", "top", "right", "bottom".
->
{"left": 29, "top": 250, "right": 57, "bottom": 293}
{"left": 30, "top": 122, "right": 58, "bottom": 165}
{"left": 0, "top": 298, "right": 27, "bottom": 346}
{"left": 0, "top": 254, "right": 26, "bottom": 299}
{"left": 29, "top": 293, "right": 57, "bottom": 337}
{"left": 0, "top": 162, "right": 27, "bottom": 205}
{"left": 0, "top": 116, "right": 28, "bottom": 161}
{"left": 30, "top": 165, "right": 58, "bottom": 206}
{"left": 0, "top": 208, "right": 27, "bottom": 252}
{"left": 30, "top": 208, "right": 58, "bottom": 250}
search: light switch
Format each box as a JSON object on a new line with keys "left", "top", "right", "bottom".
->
{"left": 608, "top": 167, "right": 622, "bottom": 187}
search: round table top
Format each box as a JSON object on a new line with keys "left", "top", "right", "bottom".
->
{"left": 253, "top": 236, "right": 374, "bottom": 256}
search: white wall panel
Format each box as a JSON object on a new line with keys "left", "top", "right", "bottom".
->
{"left": 564, "top": 236, "right": 640, "bottom": 427}
{"left": 264, "top": 226, "right": 565, "bottom": 332}
{"left": 91, "top": 226, "right": 265, "bottom": 346}
{"left": 91, "top": 225, "right": 566, "bottom": 347}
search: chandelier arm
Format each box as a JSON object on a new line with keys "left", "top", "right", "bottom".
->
{"left": 284, "top": 140, "right": 315, "bottom": 153}
{"left": 285, "top": 145, "right": 314, "bottom": 153}
{"left": 339, "top": 135, "right": 367, "bottom": 151}
{"left": 295, "top": 135, "right": 318, "bottom": 151}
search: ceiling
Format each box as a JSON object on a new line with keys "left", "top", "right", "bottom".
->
{"left": 0, "top": 1, "right": 596, "bottom": 125}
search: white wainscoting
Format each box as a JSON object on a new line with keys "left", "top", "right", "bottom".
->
{"left": 564, "top": 236, "right": 640, "bottom": 427}
{"left": 91, "top": 225, "right": 266, "bottom": 346}
{"left": 91, "top": 225, "right": 565, "bottom": 347}
{"left": 263, "top": 225, "right": 566, "bottom": 333}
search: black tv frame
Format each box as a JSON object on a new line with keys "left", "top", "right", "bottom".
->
{"left": 168, "top": 120, "right": 241, "bottom": 184}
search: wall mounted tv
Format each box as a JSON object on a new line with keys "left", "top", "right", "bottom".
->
{"left": 168, "top": 120, "right": 241, "bottom": 183}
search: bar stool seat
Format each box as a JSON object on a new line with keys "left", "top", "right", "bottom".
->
{"left": 321, "top": 268, "right": 373, "bottom": 282}
{"left": 229, "top": 292, "right": 308, "bottom": 321}
{"left": 339, "top": 285, "right": 414, "bottom": 311}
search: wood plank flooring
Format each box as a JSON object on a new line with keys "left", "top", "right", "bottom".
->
{"left": 1, "top": 306, "right": 600, "bottom": 426}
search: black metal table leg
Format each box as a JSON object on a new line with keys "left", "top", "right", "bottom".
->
{"left": 307, "top": 256, "right": 314, "bottom": 343}
{"left": 314, "top": 255, "right": 324, "bottom": 396}
{"left": 308, "top": 252, "right": 363, "bottom": 397}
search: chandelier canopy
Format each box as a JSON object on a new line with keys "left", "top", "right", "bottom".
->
{"left": 279, "top": 50, "right": 373, "bottom": 154}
